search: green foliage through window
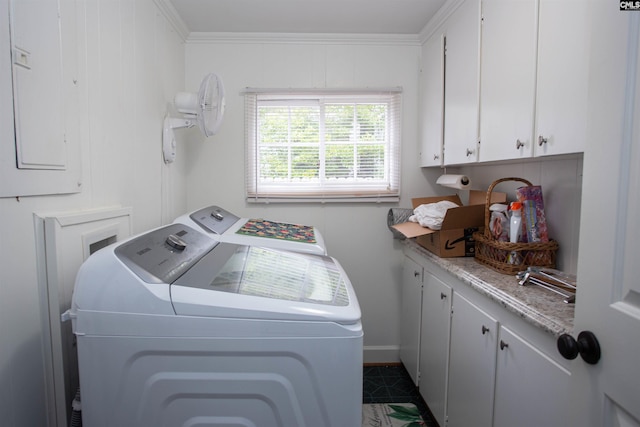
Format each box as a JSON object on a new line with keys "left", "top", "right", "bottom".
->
{"left": 246, "top": 90, "right": 401, "bottom": 201}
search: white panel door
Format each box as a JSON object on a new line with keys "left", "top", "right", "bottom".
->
{"left": 418, "top": 271, "right": 452, "bottom": 427}
{"left": 420, "top": 32, "right": 445, "bottom": 167}
{"left": 493, "top": 326, "right": 571, "bottom": 427}
{"left": 400, "top": 255, "right": 423, "bottom": 385}
{"left": 534, "top": 0, "right": 590, "bottom": 157}
{"left": 447, "top": 293, "right": 498, "bottom": 427}
{"left": 568, "top": 5, "right": 640, "bottom": 427}
{"left": 478, "top": 0, "right": 537, "bottom": 162}
{"left": 0, "top": 0, "right": 81, "bottom": 197}
{"left": 10, "top": 0, "right": 66, "bottom": 169}
{"left": 443, "top": 0, "right": 481, "bottom": 165}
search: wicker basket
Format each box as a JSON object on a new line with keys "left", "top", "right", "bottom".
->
{"left": 473, "top": 177, "right": 559, "bottom": 274}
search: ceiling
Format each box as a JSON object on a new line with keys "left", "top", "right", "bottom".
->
{"left": 168, "top": 0, "right": 448, "bottom": 35}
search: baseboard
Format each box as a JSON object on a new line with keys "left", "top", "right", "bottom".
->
{"left": 363, "top": 345, "right": 400, "bottom": 364}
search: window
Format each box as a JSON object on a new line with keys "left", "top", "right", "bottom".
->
{"left": 245, "top": 89, "right": 402, "bottom": 203}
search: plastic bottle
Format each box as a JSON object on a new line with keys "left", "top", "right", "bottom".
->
{"left": 508, "top": 202, "right": 523, "bottom": 265}
{"left": 509, "top": 202, "right": 523, "bottom": 243}
{"left": 489, "top": 203, "right": 509, "bottom": 241}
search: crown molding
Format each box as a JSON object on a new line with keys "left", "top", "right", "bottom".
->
{"left": 153, "top": 0, "right": 190, "bottom": 41}
{"left": 418, "top": 0, "right": 465, "bottom": 44}
{"left": 186, "top": 32, "right": 422, "bottom": 46}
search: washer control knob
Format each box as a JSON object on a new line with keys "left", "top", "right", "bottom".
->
{"left": 166, "top": 234, "right": 187, "bottom": 251}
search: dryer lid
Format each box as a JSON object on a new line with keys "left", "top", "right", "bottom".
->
{"left": 171, "top": 244, "right": 361, "bottom": 323}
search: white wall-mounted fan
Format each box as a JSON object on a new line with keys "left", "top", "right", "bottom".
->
{"left": 162, "top": 72, "right": 225, "bottom": 163}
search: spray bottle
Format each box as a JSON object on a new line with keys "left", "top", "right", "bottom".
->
{"left": 509, "top": 202, "right": 523, "bottom": 243}
{"left": 508, "top": 202, "right": 523, "bottom": 264}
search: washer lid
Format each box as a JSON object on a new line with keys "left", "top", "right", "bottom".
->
{"left": 188, "top": 205, "right": 240, "bottom": 234}
{"left": 171, "top": 244, "right": 361, "bottom": 323}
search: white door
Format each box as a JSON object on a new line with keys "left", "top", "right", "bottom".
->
{"left": 447, "top": 293, "right": 497, "bottom": 427}
{"left": 567, "top": 5, "right": 640, "bottom": 426}
{"left": 419, "top": 31, "right": 445, "bottom": 167}
{"left": 478, "top": 0, "right": 537, "bottom": 162}
{"left": 443, "top": 0, "right": 481, "bottom": 165}
{"left": 400, "top": 255, "right": 423, "bottom": 385}
{"left": 418, "top": 270, "right": 452, "bottom": 427}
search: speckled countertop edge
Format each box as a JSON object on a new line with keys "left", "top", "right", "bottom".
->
{"left": 404, "top": 240, "right": 574, "bottom": 337}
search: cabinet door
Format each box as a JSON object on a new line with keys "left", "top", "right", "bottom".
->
{"left": 478, "top": 0, "right": 537, "bottom": 162}
{"left": 400, "top": 256, "right": 423, "bottom": 385}
{"left": 420, "top": 32, "right": 445, "bottom": 167}
{"left": 443, "top": 0, "right": 481, "bottom": 165}
{"left": 418, "top": 271, "right": 452, "bottom": 427}
{"left": 534, "top": 0, "right": 590, "bottom": 156}
{"left": 447, "top": 293, "right": 498, "bottom": 427}
{"left": 493, "top": 326, "right": 571, "bottom": 427}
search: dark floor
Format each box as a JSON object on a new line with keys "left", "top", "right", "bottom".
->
{"left": 363, "top": 364, "right": 439, "bottom": 427}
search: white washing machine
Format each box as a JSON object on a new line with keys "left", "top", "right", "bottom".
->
{"left": 69, "top": 223, "right": 362, "bottom": 427}
{"left": 174, "top": 205, "right": 327, "bottom": 255}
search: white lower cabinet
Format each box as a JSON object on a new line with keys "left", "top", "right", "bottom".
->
{"left": 401, "top": 250, "right": 570, "bottom": 427}
{"left": 493, "top": 326, "right": 571, "bottom": 427}
{"left": 400, "top": 255, "right": 423, "bottom": 385}
{"left": 447, "top": 294, "right": 498, "bottom": 427}
{"left": 418, "top": 270, "right": 452, "bottom": 427}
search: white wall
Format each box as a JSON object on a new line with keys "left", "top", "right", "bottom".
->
{"left": 184, "top": 35, "right": 441, "bottom": 363}
{"left": 0, "top": 1, "right": 186, "bottom": 425}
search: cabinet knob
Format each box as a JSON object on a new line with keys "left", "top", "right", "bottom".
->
{"left": 433, "top": 154, "right": 440, "bottom": 160}
{"left": 466, "top": 148, "right": 475, "bottom": 157}
{"left": 482, "top": 325, "right": 490, "bottom": 335}
{"left": 414, "top": 271, "right": 420, "bottom": 277}
{"left": 538, "top": 135, "right": 548, "bottom": 146}
{"left": 440, "top": 292, "right": 447, "bottom": 300}
{"left": 557, "top": 331, "right": 601, "bottom": 365}
{"left": 516, "top": 139, "right": 525, "bottom": 149}
{"left": 500, "top": 340, "right": 509, "bottom": 350}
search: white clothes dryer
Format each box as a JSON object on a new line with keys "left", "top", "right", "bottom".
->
{"left": 69, "top": 223, "right": 362, "bottom": 427}
{"left": 174, "top": 205, "right": 327, "bottom": 255}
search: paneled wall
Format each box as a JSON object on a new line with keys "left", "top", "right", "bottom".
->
{"left": 184, "top": 35, "right": 433, "bottom": 363}
{"left": 0, "top": 1, "right": 185, "bottom": 425}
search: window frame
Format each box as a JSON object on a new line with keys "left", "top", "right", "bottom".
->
{"left": 245, "top": 88, "right": 402, "bottom": 203}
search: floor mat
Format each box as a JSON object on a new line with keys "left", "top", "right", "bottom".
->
{"left": 362, "top": 403, "right": 426, "bottom": 426}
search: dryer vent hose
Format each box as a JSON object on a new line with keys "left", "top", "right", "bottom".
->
{"left": 70, "top": 388, "right": 82, "bottom": 427}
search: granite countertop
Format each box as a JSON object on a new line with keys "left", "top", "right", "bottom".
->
{"left": 404, "top": 240, "right": 574, "bottom": 337}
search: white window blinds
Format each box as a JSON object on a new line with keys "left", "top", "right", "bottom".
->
{"left": 245, "top": 88, "right": 402, "bottom": 203}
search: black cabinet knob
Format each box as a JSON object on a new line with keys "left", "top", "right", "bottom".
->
{"left": 557, "top": 331, "right": 601, "bottom": 365}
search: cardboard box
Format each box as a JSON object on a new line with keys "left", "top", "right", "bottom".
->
{"left": 392, "top": 190, "right": 507, "bottom": 258}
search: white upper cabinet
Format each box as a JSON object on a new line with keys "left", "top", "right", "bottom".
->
{"left": 534, "top": 0, "right": 590, "bottom": 156}
{"left": 421, "top": 0, "right": 590, "bottom": 167}
{"left": 419, "top": 32, "right": 445, "bottom": 167}
{"left": 442, "top": 0, "right": 481, "bottom": 165}
{"left": 478, "top": 0, "right": 537, "bottom": 162}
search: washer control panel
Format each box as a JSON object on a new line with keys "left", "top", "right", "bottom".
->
{"left": 115, "top": 224, "right": 216, "bottom": 284}
{"left": 189, "top": 205, "right": 240, "bottom": 234}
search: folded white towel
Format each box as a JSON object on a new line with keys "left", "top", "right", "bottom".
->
{"left": 409, "top": 200, "right": 459, "bottom": 230}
